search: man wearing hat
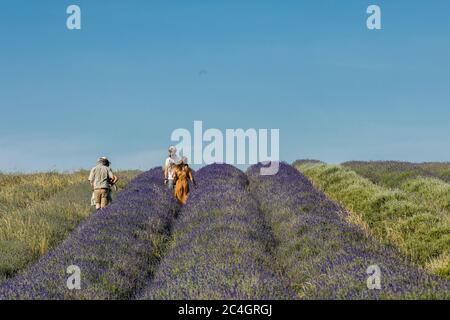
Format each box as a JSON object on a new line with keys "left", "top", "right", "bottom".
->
{"left": 164, "top": 146, "right": 179, "bottom": 191}
{"left": 88, "top": 157, "right": 119, "bottom": 210}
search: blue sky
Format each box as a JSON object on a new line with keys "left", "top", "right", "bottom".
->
{"left": 0, "top": 0, "right": 449, "bottom": 172}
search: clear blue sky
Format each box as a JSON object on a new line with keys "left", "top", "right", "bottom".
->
{"left": 1, "top": 0, "right": 449, "bottom": 172}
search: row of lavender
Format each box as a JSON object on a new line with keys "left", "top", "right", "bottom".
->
{"left": 139, "top": 164, "right": 293, "bottom": 299}
{"left": 0, "top": 168, "right": 179, "bottom": 299}
{"left": 1, "top": 163, "right": 448, "bottom": 299}
{"left": 246, "top": 163, "right": 450, "bottom": 299}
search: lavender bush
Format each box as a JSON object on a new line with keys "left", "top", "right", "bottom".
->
{"left": 140, "top": 164, "right": 293, "bottom": 300}
{"left": 247, "top": 162, "right": 450, "bottom": 299}
{"left": 0, "top": 168, "right": 179, "bottom": 300}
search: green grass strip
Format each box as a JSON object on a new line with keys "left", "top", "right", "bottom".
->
{"left": 295, "top": 162, "right": 450, "bottom": 279}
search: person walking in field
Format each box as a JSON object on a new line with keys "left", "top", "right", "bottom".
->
{"left": 164, "top": 146, "right": 179, "bottom": 191}
{"left": 88, "top": 157, "right": 118, "bottom": 210}
{"left": 173, "top": 156, "right": 196, "bottom": 205}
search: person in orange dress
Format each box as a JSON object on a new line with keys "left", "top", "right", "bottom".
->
{"left": 173, "top": 157, "right": 196, "bottom": 205}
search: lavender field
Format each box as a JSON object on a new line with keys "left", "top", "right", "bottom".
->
{"left": 0, "top": 169, "right": 178, "bottom": 299}
{"left": 0, "top": 164, "right": 448, "bottom": 300}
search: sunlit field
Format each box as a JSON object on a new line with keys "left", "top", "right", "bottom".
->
{"left": 0, "top": 163, "right": 448, "bottom": 300}
{"left": 297, "top": 161, "right": 449, "bottom": 279}
{"left": 0, "top": 171, "right": 139, "bottom": 282}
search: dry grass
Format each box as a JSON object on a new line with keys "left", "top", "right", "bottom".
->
{"left": 0, "top": 172, "right": 88, "bottom": 215}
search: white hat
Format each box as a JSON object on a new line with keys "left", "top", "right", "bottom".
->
{"left": 97, "top": 156, "right": 110, "bottom": 164}
{"left": 168, "top": 146, "right": 177, "bottom": 154}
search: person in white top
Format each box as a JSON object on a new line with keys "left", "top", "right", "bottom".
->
{"left": 164, "top": 146, "right": 179, "bottom": 191}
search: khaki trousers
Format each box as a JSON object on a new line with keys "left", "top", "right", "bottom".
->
{"left": 94, "top": 189, "right": 109, "bottom": 208}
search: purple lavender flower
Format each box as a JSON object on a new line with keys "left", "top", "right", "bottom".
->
{"left": 247, "top": 162, "right": 450, "bottom": 299}
{"left": 1, "top": 163, "right": 447, "bottom": 300}
{"left": 139, "top": 164, "right": 294, "bottom": 300}
{"left": 0, "top": 168, "right": 179, "bottom": 300}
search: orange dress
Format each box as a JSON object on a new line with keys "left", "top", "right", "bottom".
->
{"left": 173, "top": 165, "right": 195, "bottom": 205}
